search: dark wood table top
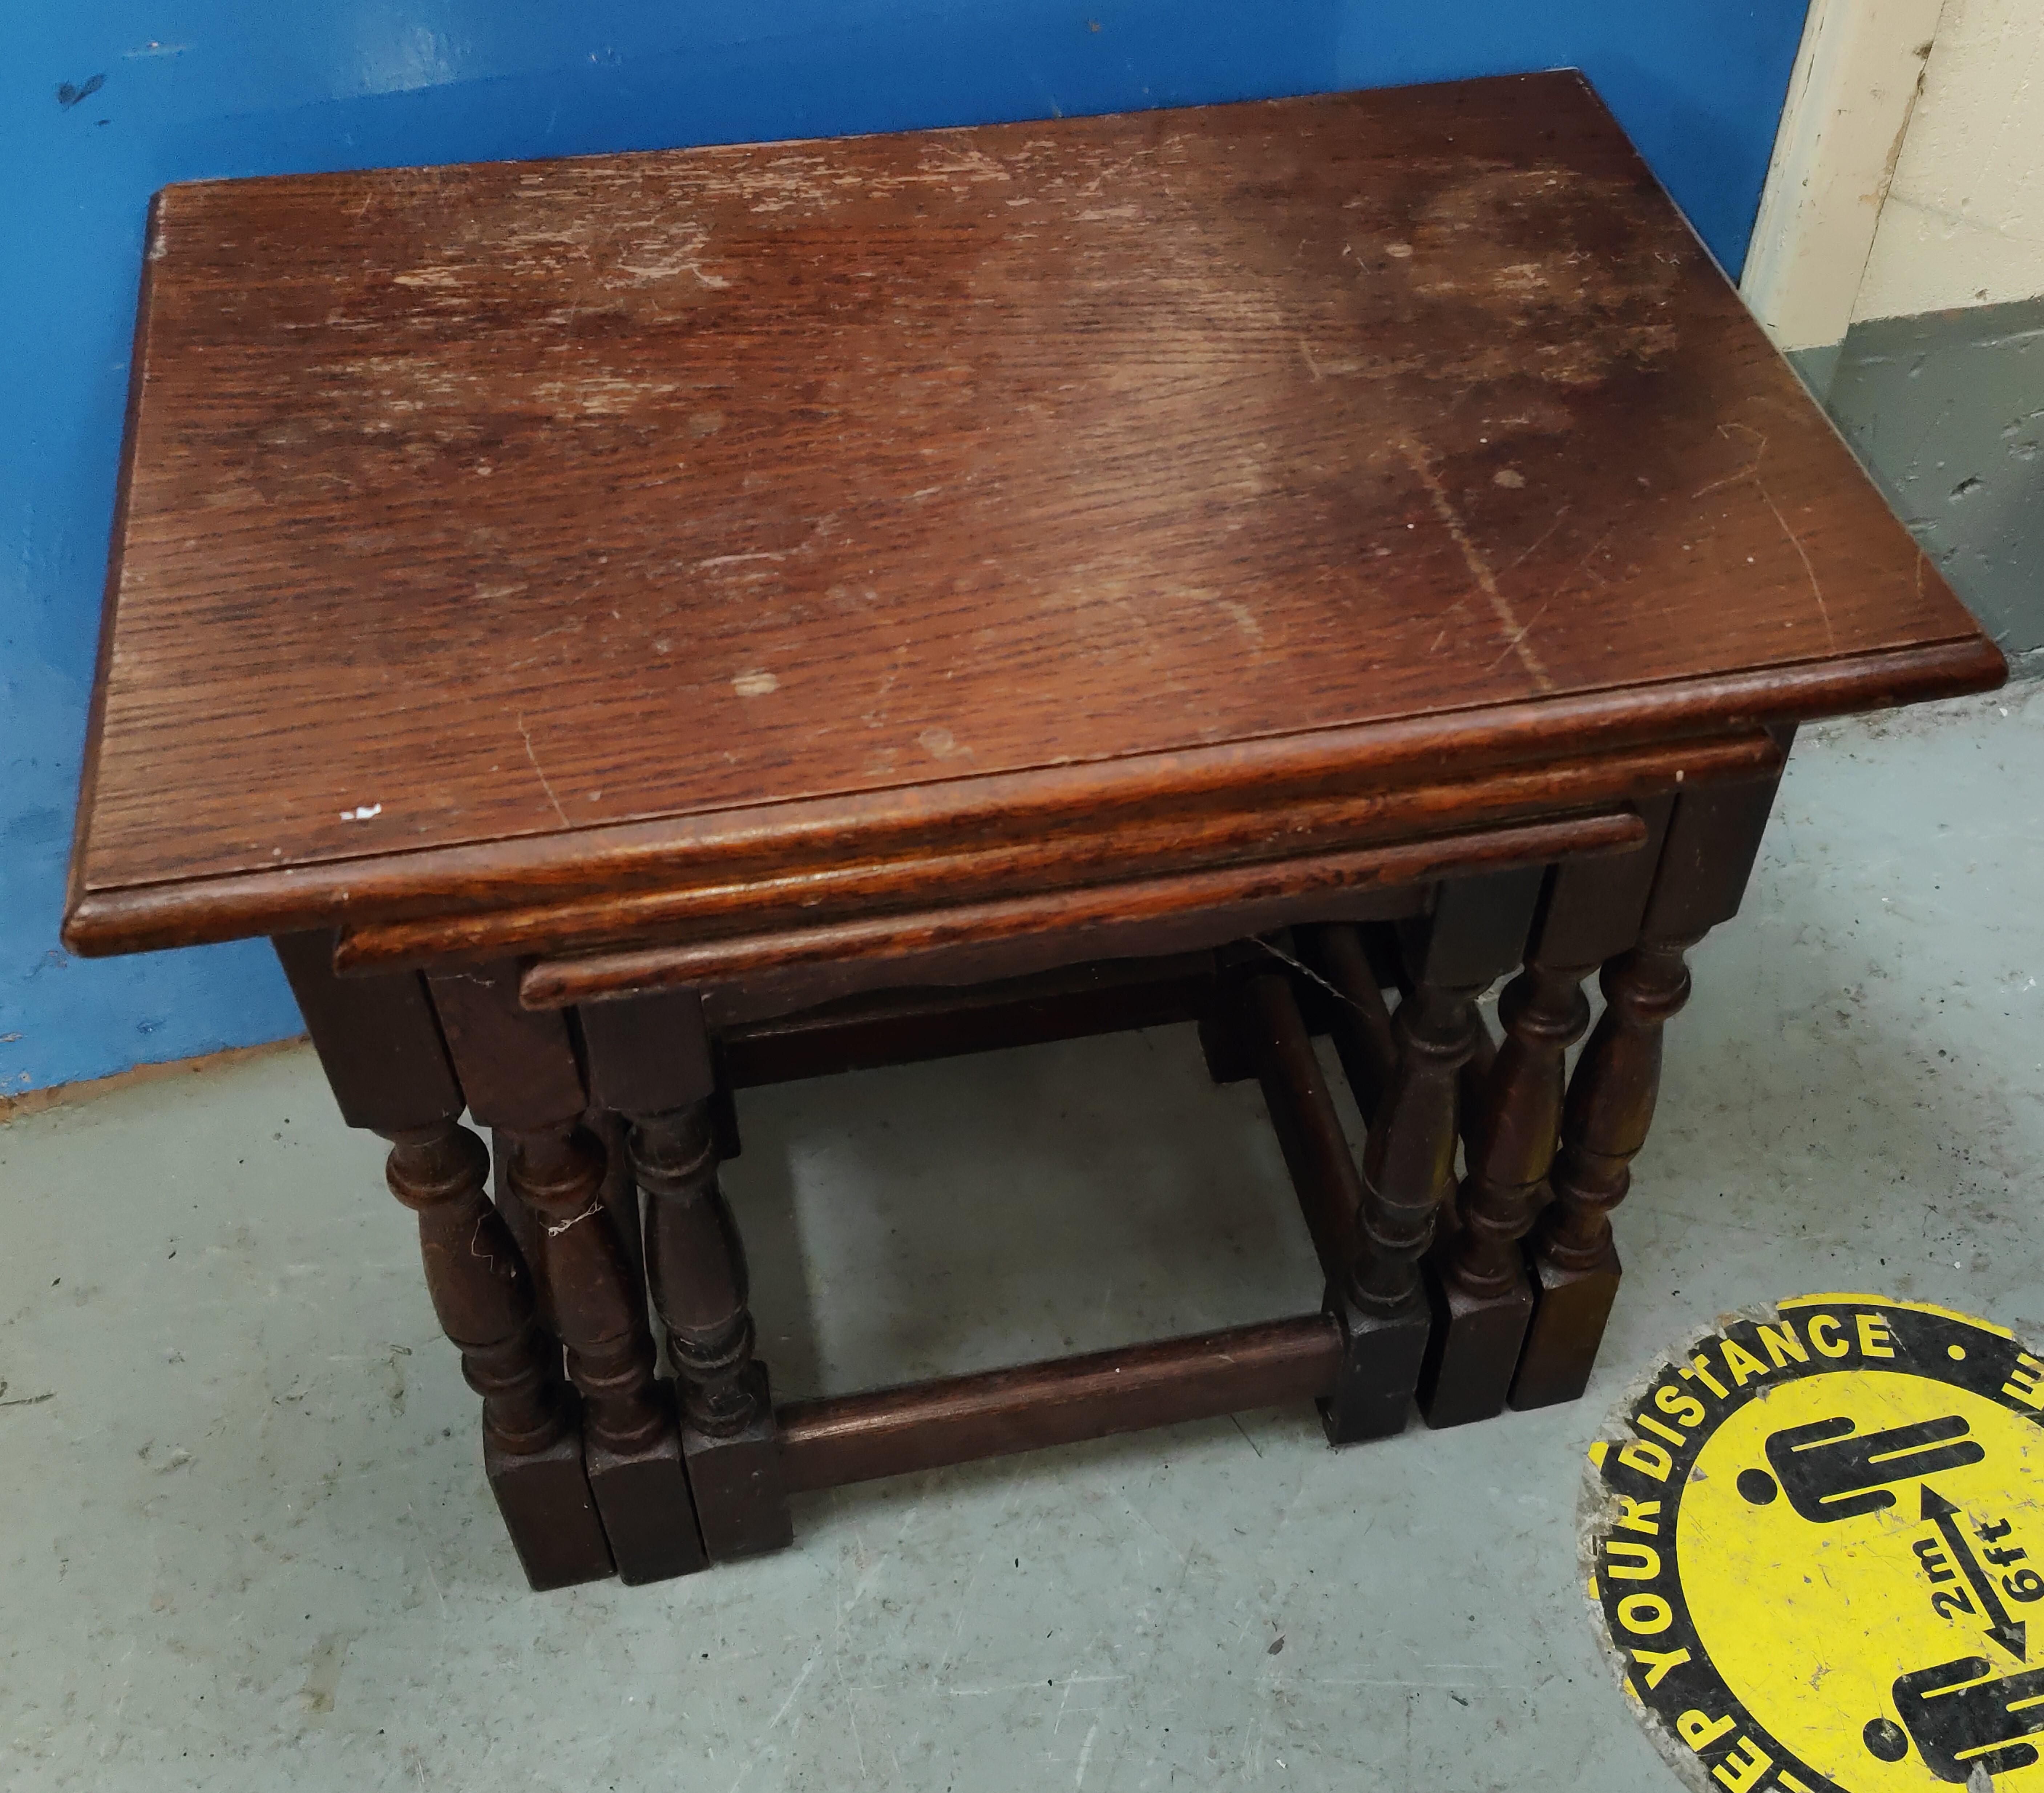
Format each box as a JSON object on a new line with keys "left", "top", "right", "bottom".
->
{"left": 66, "top": 72, "right": 2002, "bottom": 958}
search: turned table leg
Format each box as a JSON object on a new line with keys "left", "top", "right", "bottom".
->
{"left": 274, "top": 933, "right": 613, "bottom": 1589}
{"left": 1512, "top": 762, "right": 1788, "bottom": 1409}
{"left": 383, "top": 1121, "right": 618, "bottom": 1588}
{"left": 1505, "top": 938, "right": 1692, "bottom": 1413}
{"left": 1419, "top": 959, "right": 1590, "bottom": 1425}
{"left": 581, "top": 993, "right": 793, "bottom": 1561}
{"left": 1304, "top": 921, "right": 1494, "bottom": 1176}
{"left": 1415, "top": 802, "right": 1672, "bottom": 1426}
{"left": 430, "top": 965, "right": 706, "bottom": 1584}
{"left": 1313, "top": 870, "right": 1543, "bottom": 1442}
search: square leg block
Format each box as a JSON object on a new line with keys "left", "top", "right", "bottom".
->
{"left": 1319, "top": 1287, "right": 1431, "bottom": 1445}
{"left": 683, "top": 1362, "right": 795, "bottom": 1561}
{"left": 587, "top": 1417, "right": 710, "bottom": 1586}
{"left": 710, "top": 1087, "right": 743, "bottom": 1162}
{"left": 1417, "top": 1264, "right": 1535, "bottom": 1430}
{"left": 485, "top": 1424, "right": 615, "bottom": 1592}
{"left": 1197, "top": 1010, "right": 1255, "bottom": 1086}
{"left": 1508, "top": 1237, "right": 1623, "bottom": 1411}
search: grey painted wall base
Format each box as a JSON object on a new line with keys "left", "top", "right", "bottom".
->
{"left": 1786, "top": 339, "right": 1843, "bottom": 401}
{"left": 1790, "top": 296, "right": 2044, "bottom": 676}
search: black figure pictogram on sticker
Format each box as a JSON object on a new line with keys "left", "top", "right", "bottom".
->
{"left": 1863, "top": 1656, "right": 2044, "bottom": 1783}
{"left": 1736, "top": 1415, "right": 1986, "bottom": 1522}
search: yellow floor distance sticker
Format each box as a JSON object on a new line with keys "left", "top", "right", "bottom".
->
{"left": 1582, "top": 1296, "right": 2044, "bottom": 1792}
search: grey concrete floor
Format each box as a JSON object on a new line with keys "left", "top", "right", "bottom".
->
{"left": 3, "top": 685, "right": 2041, "bottom": 1793}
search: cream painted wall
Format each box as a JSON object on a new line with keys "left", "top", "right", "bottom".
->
{"left": 1855, "top": 0, "right": 2044, "bottom": 319}
{"left": 1740, "top": 0, "right": 1946, "bottom": 351}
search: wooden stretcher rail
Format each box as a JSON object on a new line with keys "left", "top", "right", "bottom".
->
{"left": 1246, "top": 971, "right": 1369, "bottom": 1289}
{"left": 775, "top": 1315, "right": 1342, "bottom": 1492}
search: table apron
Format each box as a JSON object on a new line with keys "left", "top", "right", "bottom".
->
{"left": 524, "top": 807, "right": 1645, "bottom": 1017}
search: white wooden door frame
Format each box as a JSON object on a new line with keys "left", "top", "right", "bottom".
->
{"left": 1739, "top": 0, "right": 1949, "bottom": 352}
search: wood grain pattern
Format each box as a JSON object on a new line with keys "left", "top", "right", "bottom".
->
{"left": 776, "top": 1316, "right": 1341, "bottom": 1491}
{"left": 70, "top": 731, "right": 1794, "bottom": 971}
{"left": 523, "top": 810, "right": 1641, "bottom": 1009}
{"left": 65, "top": 75, "right": 2000, "bottom": 959}
{"left": 328, "top": 736, "right": 1762, "bottom": 974}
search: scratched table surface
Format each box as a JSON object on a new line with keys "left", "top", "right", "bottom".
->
{"left": 67, "top": 72, "right": 1996, "bottom": 951}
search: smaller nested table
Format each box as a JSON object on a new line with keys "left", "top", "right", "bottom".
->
{"left": 65, "top": 74, "right": 2002, "bottom": 1588}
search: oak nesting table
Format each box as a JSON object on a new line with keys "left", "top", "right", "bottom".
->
{"left": 64, "top": 73, "right": 2004, "bottom": 1589}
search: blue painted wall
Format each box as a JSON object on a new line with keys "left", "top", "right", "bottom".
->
{"left": 2, "top": 2, "right": 1810, "bottom": 1094}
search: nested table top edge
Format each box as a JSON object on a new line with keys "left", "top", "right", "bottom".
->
{"left": 61, "top": 635, "right": 2005, "bottom": 960}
